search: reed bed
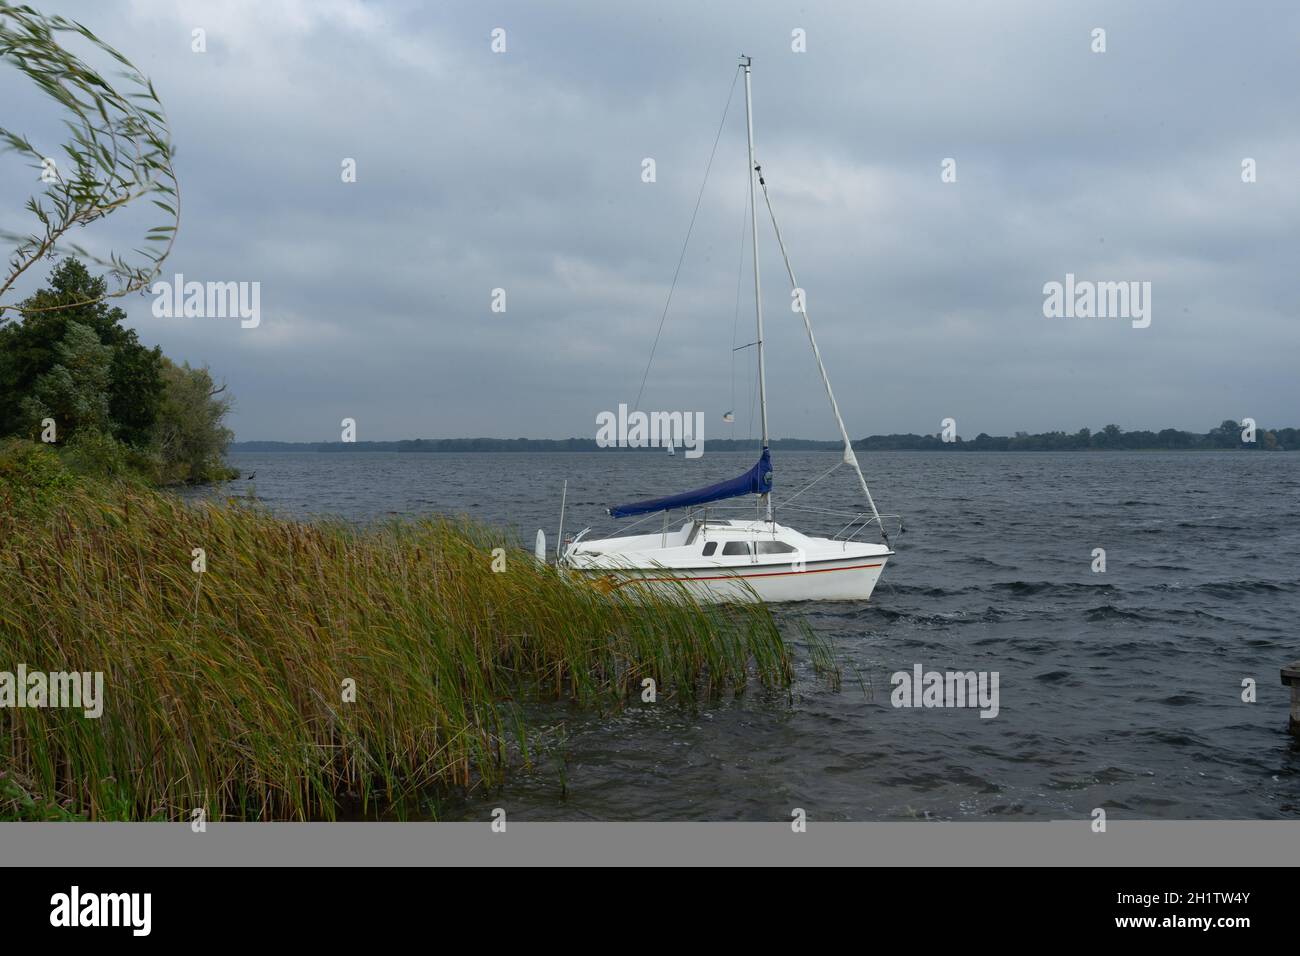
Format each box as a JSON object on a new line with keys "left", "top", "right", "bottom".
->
{"left": 0, "top": 481, "right": 790, "bottom": 820}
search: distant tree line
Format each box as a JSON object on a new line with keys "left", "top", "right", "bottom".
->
{"left": 856, "top": 421, "right": 1294, "bottom": 451}
{"left": 232, "top": 423, "right": 1296, "bottom": 454}
{"left": 0, "top": 259, "right": 236, "bottom": 483}
{"left": 230, "top": 437, "right": 851, "bottom": 453}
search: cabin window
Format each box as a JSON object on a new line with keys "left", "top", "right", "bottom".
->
{"left": 701, "top": 542, "right": 718, "bottom": 556}
{"left": 721, "top": 541, "right": 751, "bottom": 556}
{"left": 755, "top": 541, "right": 797, "bottom": 555}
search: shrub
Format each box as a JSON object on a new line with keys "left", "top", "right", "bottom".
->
{"left": 0, "top": 437, "right": 73, "bottom": 506}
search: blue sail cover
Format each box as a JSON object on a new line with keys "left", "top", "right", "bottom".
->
{"left": 608, "top": 449, "right": 773, "bottom": 518}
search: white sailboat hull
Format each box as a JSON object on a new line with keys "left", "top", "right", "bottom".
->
{"left": 561, "top": 519, "right": 892, "bottom": 604}
{"left": 570, "top": 552, "right": 888, "bottom": 604}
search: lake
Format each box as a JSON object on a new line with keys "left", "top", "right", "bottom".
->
{"left": 204, "top": 450, "right": 1300, "bottom": 820}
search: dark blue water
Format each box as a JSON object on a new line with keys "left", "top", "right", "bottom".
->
{"left": 205, "top": 450, "right": 1300, "bottom": 820}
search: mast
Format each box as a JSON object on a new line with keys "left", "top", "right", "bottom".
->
{"left": 741, "top": 54, "right": 772, "bottom": 521}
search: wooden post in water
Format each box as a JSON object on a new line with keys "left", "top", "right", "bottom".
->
{"left": 1282, "top": 660, "right": 1300, "bottom": 736}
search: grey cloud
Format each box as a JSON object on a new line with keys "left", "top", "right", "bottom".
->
{"left": 1, "top": 0, "right": 1295, "bottom": 441}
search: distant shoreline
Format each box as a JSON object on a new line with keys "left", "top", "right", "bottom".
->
{"left": 228, "top": 445, "right": 1299, "bottom": 453}
{"left": 230, "top": 423, "right": 1299, "bottom": 454}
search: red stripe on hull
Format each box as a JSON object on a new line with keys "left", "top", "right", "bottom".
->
{"left": 606, "top": 561, "right": 884, "bottom": 586}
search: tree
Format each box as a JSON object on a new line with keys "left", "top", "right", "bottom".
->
{"left": 1157, "top": 428, "right": 1188, "bottom": 449}
{"left": 0, "top": 258, "right": 164, "bottom": 441}
{"left": 0, "top": 1, "right": 178, "bottom": 320}
{"left": 109, "top": 337, "right": 165, "bottom": 446}
{"left": 151, "top": 359, "right": 235, "bottom": 483}
{"left": 1091, "top": 423, "right": 1123, "bottom": 449}
{"left": 18, "top": 320, "right": 112, "bottom": 440}
{"left": 0, "top": 257, "right": 234, "bottom": 485}
{"left": 1209, "top": 419, "right": 1241, "bottom": 448}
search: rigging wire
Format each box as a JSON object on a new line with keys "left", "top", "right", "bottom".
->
{"left": 774, "top": 459, "right": 842, "bottom": 510}
{"left": 632, "top": 67, "right": 740, "bottom": 415}
{"left": 755, "top": 163, "right": 891, "bottom": 547}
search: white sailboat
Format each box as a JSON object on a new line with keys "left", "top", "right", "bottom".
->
{"left": 556, "top": 56, "right": 897, "bottom": 603}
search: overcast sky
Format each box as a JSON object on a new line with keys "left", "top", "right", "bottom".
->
{"left": 3, "top": 0, "right": 1297, "bottom": 442}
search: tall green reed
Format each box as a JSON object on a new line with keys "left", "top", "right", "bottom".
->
{"left": 0, "top": 482, "right": 790, "bottom": 820}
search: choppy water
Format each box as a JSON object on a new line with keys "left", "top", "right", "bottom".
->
{"left": 207, "top": 450, "right": 1300, "bottom": 820}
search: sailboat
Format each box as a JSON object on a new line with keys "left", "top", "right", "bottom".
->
{"left": 556, "top": 56, "right": 897, "bottom": 603}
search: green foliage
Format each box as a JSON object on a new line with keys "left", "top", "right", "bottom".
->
{"left": 109, "top": 337, "right": 164, "bottom": 446}
{"left": 0, "top": 482, "right": 791, "bottom": 820}
{"left": 59, "top": 427, "right": 130, "bottom": 480}
{"left": 0, "top": 434, "right": 71, "bottom": 489}
{"left": 0, "top": 774, "right": 86, "bottom": 821}
{"left": 0, "top": 258, "right": 232, "bottom": 484}
{"left": 0, "top": 259, "right": 166, "bottom": 443}
{"left": 0, "top": 1, "right": 178, "bottom": 319}
{"left": 152, "top": 358, "right": 237, "bottom": 483}
{"left": 17, "top": 320, "right": 113, "bottom": 438}
{"left": 0, "top": 437, "right": 74, "bottom": 520}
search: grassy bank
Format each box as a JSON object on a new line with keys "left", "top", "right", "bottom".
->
{"left": 0, "top": 443, "right": 790, "bottom": 820}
